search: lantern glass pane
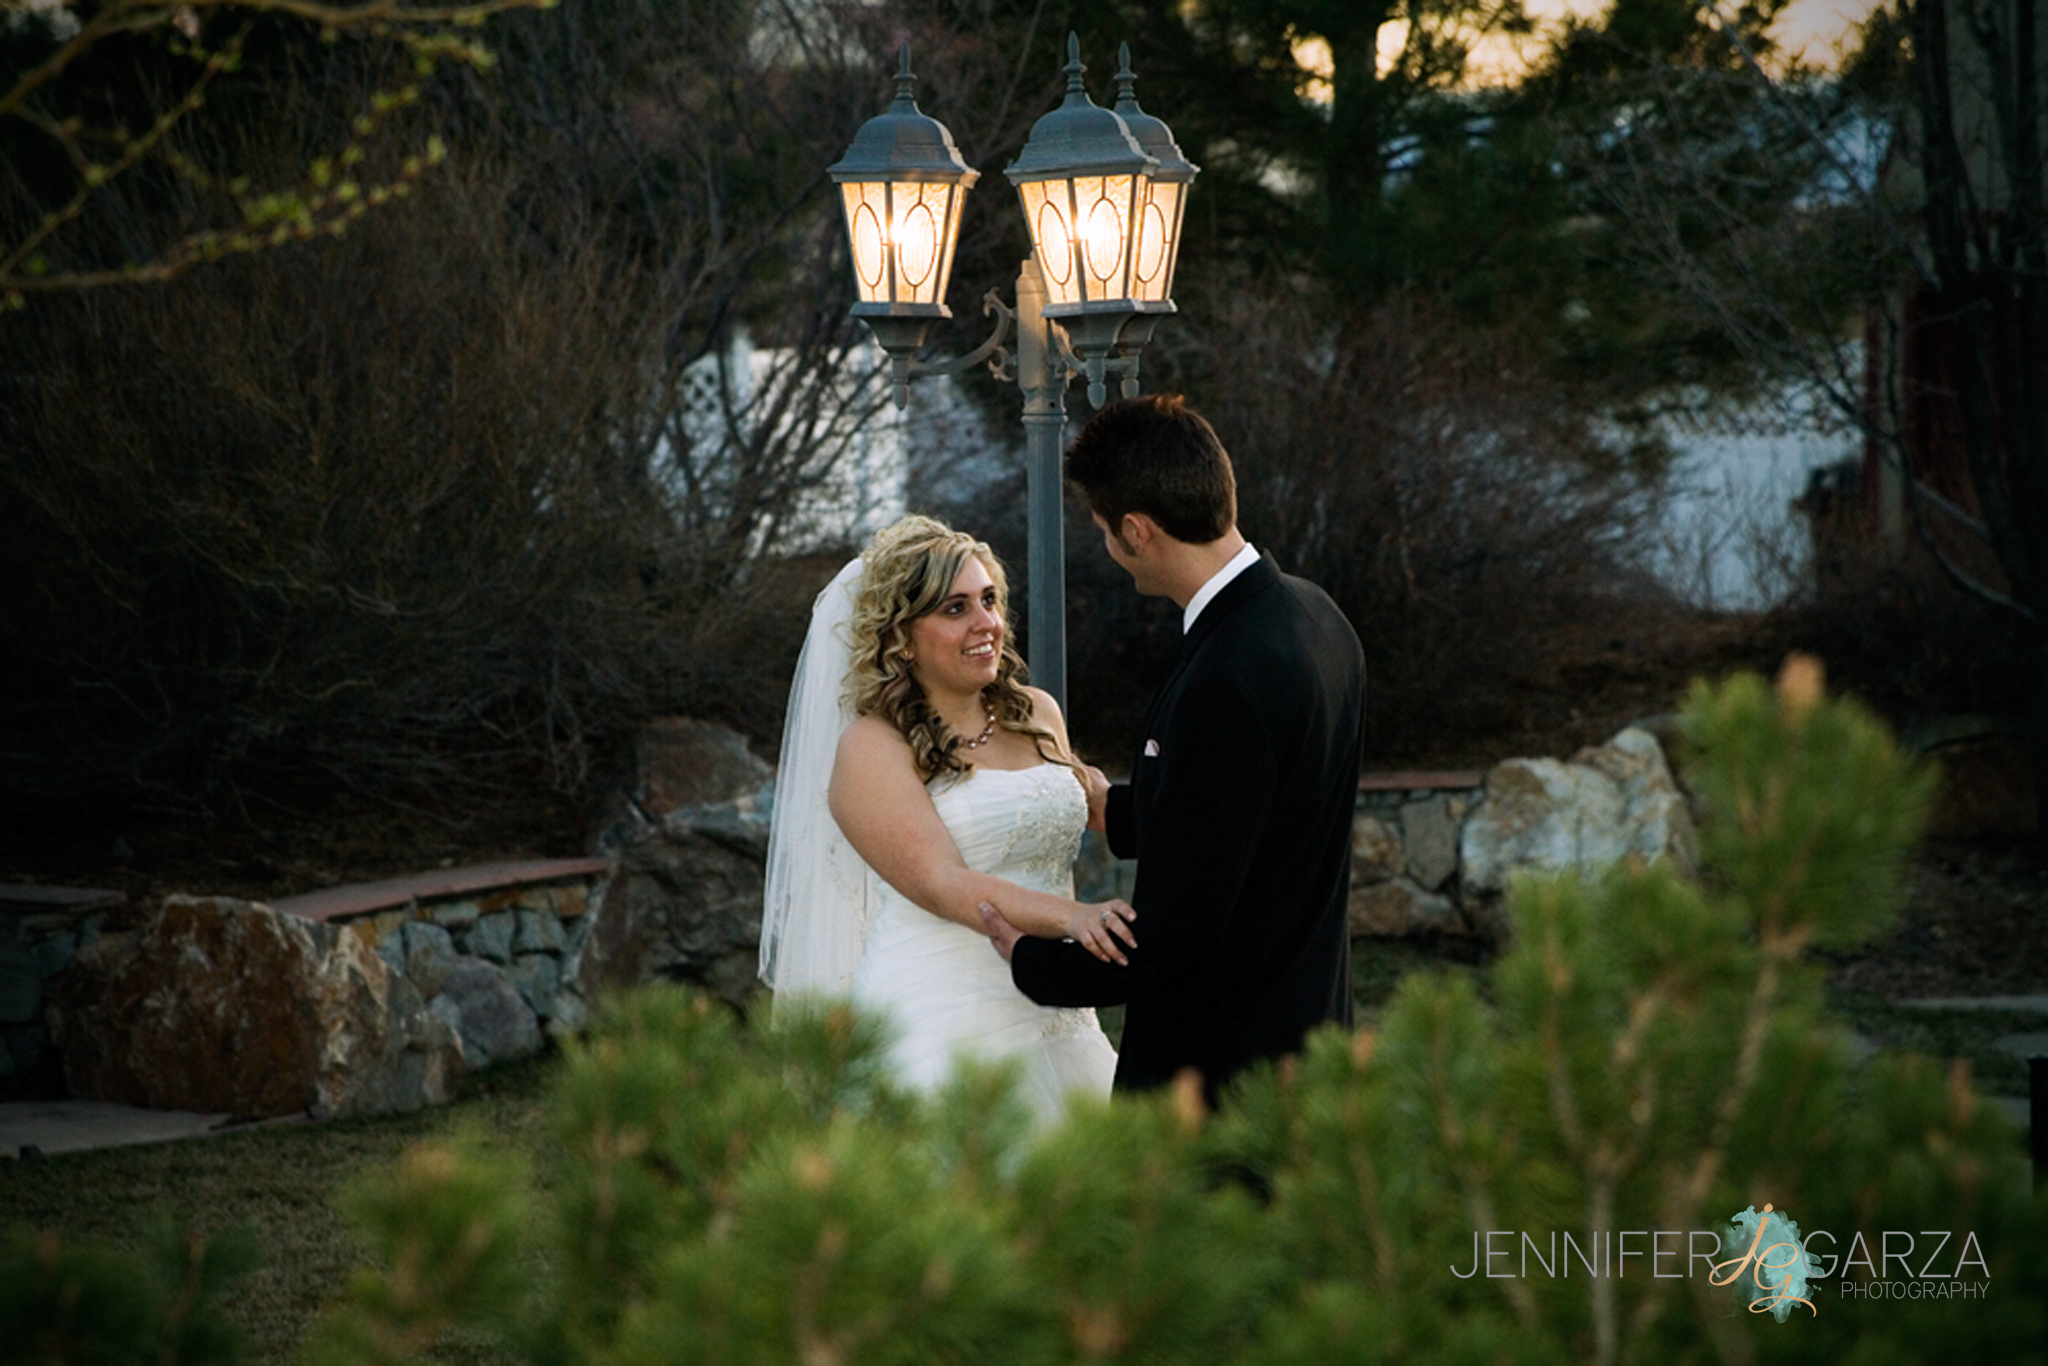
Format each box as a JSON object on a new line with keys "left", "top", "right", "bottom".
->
{"left": 935, "top": 182, "right": 965, "bottom": 303}
{"left": 1133, "top": 180, "right": 1180, "bottom": 301}
{"left": 896, "top": 189, "right": 938, "bottom": 291}
{"left": 843, "top": 183, "right": 888, "bottom": 300}
{"left": 1159, "top": 178, "right": 1188, "bottom": 299}
{"left": 1084, "top": 196, "right": 1123, "bottom": 286}
{"left": 1062, "top": 176, "right": 1101, "bottom": 294}
{"left": 1021, "top": 181, "right": 1078, "bottom": 303}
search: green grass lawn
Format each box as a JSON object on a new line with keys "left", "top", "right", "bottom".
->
{"left": 1, "top": 1055, "right": 558, "bottom": 1364}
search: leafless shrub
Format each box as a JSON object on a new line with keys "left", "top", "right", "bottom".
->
{"left": 1050, "top": 283, "right": 1659, "bottom": 760}
{"left": 1772, "top": 509, "right": 2025, "bottom": 727}
{"left": 940, "top": 283, "right": 1673, "bottom": 764}
{"left": 0, "top": 1, "right": 935, "bottom": 819}
{"left": 0, "top": 154, "right": 858, "bottom": 816}
{"left": 1203, "top": 287, "right": 1670, "bottom": 755}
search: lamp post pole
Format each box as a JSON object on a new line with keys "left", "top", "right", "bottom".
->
{"left": 1014, "top": 255, "right": 1070, "bottom": 708}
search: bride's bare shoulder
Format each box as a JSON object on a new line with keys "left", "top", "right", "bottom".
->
{"left": 1021, "top": 685, "right": 1063, "bottom": 723}
{"left": 1021, "top": 686, "right": 1072, "bottom": 746}
{"left": 830, "top": 715, "right": 925, "bottom": 820}
{"left": 835, "top": 713, "right": 914, "bottom": 768}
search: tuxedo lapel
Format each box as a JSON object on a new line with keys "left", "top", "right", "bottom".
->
{"left": 1180, "top": 555, "right": 1280, "bottom": 659}
{"left": 1130, "top": 555, "right": 1283, "bottom": 776}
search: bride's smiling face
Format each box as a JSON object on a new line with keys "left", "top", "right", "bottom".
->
{"left": 903, "top": 555, "right": 1004, "bottom": 698}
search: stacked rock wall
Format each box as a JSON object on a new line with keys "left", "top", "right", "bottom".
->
{"left": 0, "top": 900, "right": 112, "bottom": 1098}
{"left": 1348, "top": 726, "right": 1698, "bottom": 942}
{"left": 15, "top": 720, "right": 1700, "bottom": 1122}
{"left": 34, "top": 866, "right": 609, "bottom": 1120}
{"left": 343, "top": 880, "right": 599, "bottom": 1072}
{"left": 1067, "top": 726, "right": 1696, "bottom": 946}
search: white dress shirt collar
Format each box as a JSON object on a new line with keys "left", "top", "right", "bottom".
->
{"left": 1183, "top": 542, "right": 1260, "bottom": 634}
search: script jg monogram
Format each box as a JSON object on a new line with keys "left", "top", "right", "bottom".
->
{"left": 1709, "top": 1203, "right": 1815, "bottom": 1317}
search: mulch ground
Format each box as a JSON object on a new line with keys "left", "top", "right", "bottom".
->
{"left": 1828, "top": 836, "right": 2048, "bottom": 1000}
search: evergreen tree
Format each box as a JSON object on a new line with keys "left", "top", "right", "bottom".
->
{"left": 303, "top": 660, "right": 2046, "bottom": 1365}
{"left": 0, "top": 1215, "right": 258, "bottom": 1365}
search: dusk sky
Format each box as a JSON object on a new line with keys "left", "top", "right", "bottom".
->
{"left": 1314, "top": 0, "right": 1892, "bottom": 86}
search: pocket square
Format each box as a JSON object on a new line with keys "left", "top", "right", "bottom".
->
{"left": 1144, "top": 738, "right": 1160, "bottom": 757}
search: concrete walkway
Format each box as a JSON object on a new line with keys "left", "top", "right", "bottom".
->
{"left": 1896, "top": 994, "right": 2048, "bottom": 1013}
{"left": 0, "top": 1100, "right": 236, "bottom": 1159}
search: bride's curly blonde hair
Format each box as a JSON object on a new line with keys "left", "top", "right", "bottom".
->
{"left": 844, "top": 515, "right": 1072, "bottom": 782}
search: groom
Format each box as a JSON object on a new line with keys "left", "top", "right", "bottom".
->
{"left": 982, "top": 395, "right": 1365, "bottom": 1105}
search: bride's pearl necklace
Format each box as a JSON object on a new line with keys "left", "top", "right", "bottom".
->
{"left": 960, "top": 706, "right": 998, "bottom": 750}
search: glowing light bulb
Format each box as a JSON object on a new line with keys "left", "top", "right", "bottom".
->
{"left": 1083, "top": 197, "right": 1123, "bottom": 283}
{"left": 895, "top": 197, "right": 938, "bottom": 288}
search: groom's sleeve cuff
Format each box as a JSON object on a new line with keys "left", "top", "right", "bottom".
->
{"left": 1012, "top": 937, "right": 1126, "bottom": 1008}
{"left": 1105, "top": 782, "right": 1135, "bottom": 859}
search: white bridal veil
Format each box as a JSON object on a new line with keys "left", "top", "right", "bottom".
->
{"left": 758, "top": 556, "right": 875, "bottom": 1004}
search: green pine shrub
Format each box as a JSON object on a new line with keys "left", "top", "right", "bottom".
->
{"left": 0, "top": 1215, "right": 258, "bottom": 1365}
{"left": 298, "top": 663, "right": 2046, "bottom": 1363}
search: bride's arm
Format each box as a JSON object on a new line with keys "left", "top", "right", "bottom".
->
{"left": 828, "top": 716, "right": 1136, "bottom": 964}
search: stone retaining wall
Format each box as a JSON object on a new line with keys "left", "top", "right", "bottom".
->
{"left": 1348, "top": 782, "right": 1484, "bottom": 937}
{"left": 1349, "top": 725, "right": 1697, "bottom": 941}
{"left": 1077, "top": 725, "right": 1697, "bottom": 944}
{"left": 7, "top": 719, "right": 1698, "bottom": 1120}
{"left": 318, "top": 872, "right": 604, "bottom": 1072}
{"left": 0, "top": 889, "right": 119, "bottom": 1099}
{"left": 23, "top": 861, "right": 610, "bottom": 1120}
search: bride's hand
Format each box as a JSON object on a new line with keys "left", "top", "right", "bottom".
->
{"left": 1081, "top": 764, "right": 1111, "bottom": 832}
{"left": 1070, "top": 899, "right": 1137, "bottom": 965}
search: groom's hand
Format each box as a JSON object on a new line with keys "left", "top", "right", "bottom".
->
{"left": 978, "top": 901, "right": 1024, "bottom": 962}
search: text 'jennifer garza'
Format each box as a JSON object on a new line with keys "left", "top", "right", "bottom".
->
{"left": 1449, "top": 1228, "right": 1989, "bottom": 1282}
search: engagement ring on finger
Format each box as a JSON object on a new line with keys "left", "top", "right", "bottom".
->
{"left": 1099, "top": 910, "right": 1114, "bottom": 926}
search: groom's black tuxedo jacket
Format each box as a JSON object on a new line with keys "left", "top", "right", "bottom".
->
{"left": 1011, "top": 553, "right": 1364, "bottom": 1101}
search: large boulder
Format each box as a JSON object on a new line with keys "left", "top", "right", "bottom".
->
{"left": 431, "top": 957, "right": 541, "bottom": 1069}
{"left": 1459, "top": 727, "right": 1697, "bottom": 897}
{"left": 591, "top": 717, "right": 776, "bottom": 849}
{"left": 46, "top": 895, "right": 462, "bottom": 1120}
{"left": 1348, "top": 877, "right": 1464, "bottom": 938}
{"left": 578, "top": 792, "right": 773, "bottom": 1008}
{"left": 637, "top": 717, "right": 775, "bottom": 815}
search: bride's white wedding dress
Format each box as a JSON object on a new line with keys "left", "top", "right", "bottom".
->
{"left": 759, "top": 556, "right": 1116, "bottom": 1122}
{"left": 850, "top": 761, "right": 1117, "bottom": 1120}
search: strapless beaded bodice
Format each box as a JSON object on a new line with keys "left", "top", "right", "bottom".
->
{"left": 852, "top": 760, "right": 1114, "bottom": 1115}
{"left": 919, "top": 762, "right": 1087, "bottom": 895}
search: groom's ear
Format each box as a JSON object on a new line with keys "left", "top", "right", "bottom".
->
{"left": 1119, "top": 512, "right": 1157, "bottom": 556}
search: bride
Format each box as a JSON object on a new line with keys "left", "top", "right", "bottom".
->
{"left": 759, "top": 515, "right": 1130, "bottom": 1119}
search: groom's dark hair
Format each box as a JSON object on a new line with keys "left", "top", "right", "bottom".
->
{"left": 1064, "top": 395, "right": 1236, "bottom": 545}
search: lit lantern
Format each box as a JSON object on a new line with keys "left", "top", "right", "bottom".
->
{"left": 1112, "top": 43, "right": 1197, "bottom": 308}
{"left": 828, "top": 46, "right": 978, "bottom": 380}
{"left": 1005, "top": 33, "right": 1160, "bottom": 387}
